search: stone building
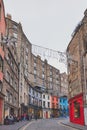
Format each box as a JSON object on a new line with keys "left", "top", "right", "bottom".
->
{"left": 60, "top": 72, "right": 68, "bottom": 96}
{"left": 46, "top": 64, "right": 61, "bottom": 96}
{"left": 6, "top": 15, "right": 32, "bottom": 116}
{"left": 67, "top": 9, "right": 87, "bottom": 125}
{"left": 5, "top": 15, "right": 61, "bottom": 118}
{"left": 0, "top": 13, "right": 19, "bottom": 118}
{"left": 0, "top": 6, "right": 19, "bottom": 123}
{"left": 30, "top": 54, "right": 61, "bottom": 96}
{"left": 18, "top": 30, "right": 32, "bottom": 115}
{"left": 0, "top": 0, "right": 62, "bottom": 122}
{"left": 29, "top": 54, "right": 44, "bottom": 87}
{"left": 29, "top": 54, "right": 61, "bottom": 119}
{"left": 3, "top": 38, "right": 19, "bottom": 118}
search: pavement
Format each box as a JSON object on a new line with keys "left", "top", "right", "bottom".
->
{"left": 0, "top": 120, "right": 30, "bottom": 130}
{"left": 60, "top": 117, "right": 87, "bottom": 130}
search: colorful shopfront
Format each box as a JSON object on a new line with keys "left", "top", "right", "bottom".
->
{"left": 69, "top": 93, "right": 84, "bottom": 125}
{"left": 51, "top": 95, "right": 59, "bottom": 118}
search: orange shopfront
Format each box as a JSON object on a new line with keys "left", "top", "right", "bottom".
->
{"left": 69, "top": 93, "right": 84, "bottom": 125}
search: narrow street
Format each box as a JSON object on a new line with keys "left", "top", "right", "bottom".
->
{"left": 20, "top": 119, "right": 79, "bottom": 130}
{"left": 1, "top": 0, "right": 87, "bottom": 129}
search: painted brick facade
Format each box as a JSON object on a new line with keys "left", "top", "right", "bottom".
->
{"left": 0, "top": 0, "right": 5, "bottom": 124}
{"left": 0, "top": 0, "right": 6, "bottom": 35}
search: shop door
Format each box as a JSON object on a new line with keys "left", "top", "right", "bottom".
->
{"left": 46, "top": 111, "right": 48, "bottom": 119}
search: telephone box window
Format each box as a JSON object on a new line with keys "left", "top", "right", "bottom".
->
{"left": 74, "top": 101, "right": 80, "bottom": 118}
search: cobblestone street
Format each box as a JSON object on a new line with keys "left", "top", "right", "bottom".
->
{"left": 0, "top": 118, "right": 87, "bottom": 130}
{"left": 19, "top": 118, "right": 87, "bottom": 130}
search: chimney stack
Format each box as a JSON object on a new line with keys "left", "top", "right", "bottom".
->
{"left": 6, "top": 13, "right": 12, "bottom": 19}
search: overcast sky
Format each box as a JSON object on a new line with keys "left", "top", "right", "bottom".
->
{"left": 3, "top": 0, "right": 87, "bottom": 72}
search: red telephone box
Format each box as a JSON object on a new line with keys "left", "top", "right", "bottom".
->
{"left": 69, "top": 93, "right": 84, "bottom": 125}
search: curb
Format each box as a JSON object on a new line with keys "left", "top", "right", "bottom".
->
{"left": 61, "top": 122, "right": 83, "bottom": 130}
